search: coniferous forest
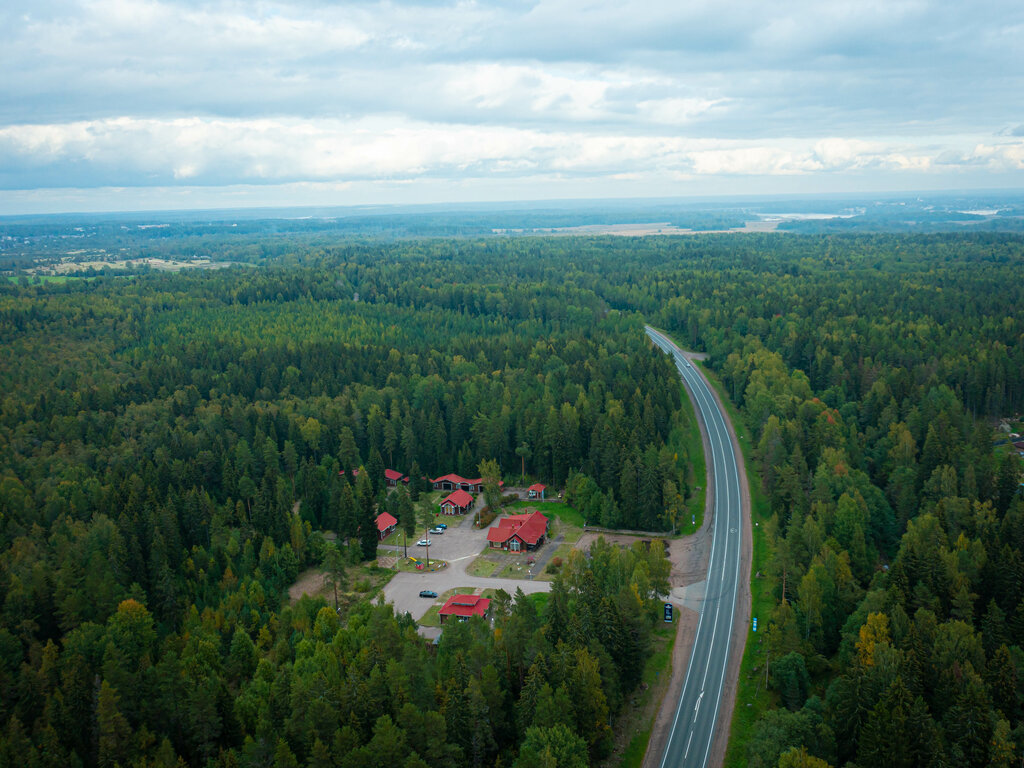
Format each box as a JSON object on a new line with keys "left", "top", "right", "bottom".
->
{"left": 1, "top": 230, "right": 1024, "bottom": 767}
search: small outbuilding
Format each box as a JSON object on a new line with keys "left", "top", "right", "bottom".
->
{"left": 385, "top": 469, "right": 409, "bottom": 487}
{"left": 376, "top": 511, "right": 398, "bottom": 540}
{"left": 528, "top": 483, "right": 547, "bottom": 500}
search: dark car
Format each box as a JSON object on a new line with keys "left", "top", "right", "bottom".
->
{"left": 436, "top": 523, "right": 447, "bottom": 530}
{"left": 419, "top": 590, "right": 438, "bottom": 599}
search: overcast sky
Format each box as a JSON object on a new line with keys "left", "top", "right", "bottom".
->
{"left": 2, "top": 0, "right": 1023, "bottom": 213}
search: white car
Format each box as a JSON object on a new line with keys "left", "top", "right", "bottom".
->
{"left": 416, "top": 539, "right": 431, "bottom": 546}
{"left": 429, "top": 527, "right": 445, "bottom": 534}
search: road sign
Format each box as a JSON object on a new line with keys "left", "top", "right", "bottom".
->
{"left": 752, "top": 617, "right": 757, "bottom": 632}
{"left": 664, "top": 603, "right": 674, "bottom": 623}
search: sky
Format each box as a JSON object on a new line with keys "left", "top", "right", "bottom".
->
{"left": 1, "top": 0, "right": 1023, "bottom": 214}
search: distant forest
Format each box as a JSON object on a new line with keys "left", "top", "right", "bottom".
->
{"left": 1, "top": 230, "right": 1023, "bottom": 767}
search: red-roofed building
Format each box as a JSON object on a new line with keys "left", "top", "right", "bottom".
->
{"left": 438, "top": 594, "right": 491, "bottom": 624}
{"left": 440, "top": 489, "right": 474, "bottom": 515}
{"left": 375, "top": 511, "right": 398, "bottom": 540}
{"left": 341, "top": 467, "right": 410, "bottom": 488}
{"left": 486, "top": 511, "right": 549, "bottom": 552}
{"left": 431, "top": 473, "right": 503, "bottom": 493}
{"left": 528, "top": 483, "right": 547, "bottom": 500}
{"left": 385, "top": 469, "right": 409, "bottom": 487}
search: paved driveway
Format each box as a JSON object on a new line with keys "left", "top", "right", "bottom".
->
{"left": 380, "top": 506, "right": 552, "bottom": 621}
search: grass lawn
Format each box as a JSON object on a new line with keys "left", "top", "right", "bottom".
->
{"left": 497, "top": 560, "right": 534, "bottom": 579}
{"left": 688, "top": 358, "right": 777, "bottom": 768}
{"left": 6, "top": 274, "right": 99, "bottom": 283}
{"left": 380, "top": 528, "right": 410, "bottom": 547}
{"left": 607, "top": 619, "right": 678, "bottom": 768}
{"left": 508, "top": 500, "right": 585, "bottom": 528}
{"left": 536, "top": 541, "right": 575, "bottom": 581}
{"left": 560, "top": 523, "right": 584, "bottom": 544}
{"left": 466, "top": 556, "right": 500, "bottom": 577}
{"left": 393, "top": 554, "right": 449, "bottom": 573}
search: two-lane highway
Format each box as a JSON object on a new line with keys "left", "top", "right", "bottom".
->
{"left": 645, "top": 325, "right": 745, "bottom": 768}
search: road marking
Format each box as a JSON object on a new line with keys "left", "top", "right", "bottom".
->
{"left": 647, "top": 326, "right": 744, "bottom": 768}
{"left": 693, "top": 689, "right": 704, "bottom": 722}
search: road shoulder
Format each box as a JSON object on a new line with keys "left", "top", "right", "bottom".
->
{"left": 695, "top": 365, "right": 753, "bottom": 768}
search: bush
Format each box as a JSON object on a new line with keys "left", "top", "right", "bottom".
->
{"left": 547, "top": 556, "right": 563, "bottom": 574}
{"left": 502, "top": 493, "right": 520, "bottom": 505}
{"left": 478, "top": 506, "right": 498, "bottom": 528}
{"left": 354, "top": 578, "right": 372, "bottom": 592}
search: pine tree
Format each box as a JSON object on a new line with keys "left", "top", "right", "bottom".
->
{"left": 356, "top": 468, "right": 379, "bottom": 561}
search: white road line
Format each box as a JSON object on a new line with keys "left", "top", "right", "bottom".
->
{"left": 646, "top": 326, "right": 743, "bottom": 768}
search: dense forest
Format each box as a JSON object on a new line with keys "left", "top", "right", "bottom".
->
{"left": 0, "top": 241, "right": 689, "bottom": 767}
{"left": 1, "top": 229, "right": 1023, "bottom": 767}
{"left": 645, "top": 234, "right": 1024, "bottom": 767}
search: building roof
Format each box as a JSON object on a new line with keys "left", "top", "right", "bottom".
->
{"left": 438, "top": 594, "right": 491, "bottom": 619}
{"left": 432, "top": 473, "right": 482, "bottom": 486}
{"left": 486, "top": 511, "right": 548, "bottom": 545}
{"left": 375, "top": 511, "right": 398, "bottom": 533}
{"left": 385, "top": 469, "right": 406, "bottom": 481}
{"left": 441, "top": 489, "right": 474, "bottom": 508}
{"left": 431, "top": 473, "right": 503, "bottom": 488}
{"left": 528, "top": 483, "right": 547, "bottom": 492}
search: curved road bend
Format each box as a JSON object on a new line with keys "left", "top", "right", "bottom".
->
{"left": 645, "top": 326, "right": 745, "bottom": 768}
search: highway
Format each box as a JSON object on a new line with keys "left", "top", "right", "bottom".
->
{"left": 645, "top": 325, "right": 745, "bottom": 768}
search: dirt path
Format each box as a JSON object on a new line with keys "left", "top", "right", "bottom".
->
{"left": 288, "top": 568, "right": 326, "bottom": 603}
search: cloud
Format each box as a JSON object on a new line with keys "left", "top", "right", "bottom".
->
{"left": 2, "top": 0, "right": 1024, "bottom": 204}
{"left": 2, "top": 115, "right": 1021, "bottom": 192}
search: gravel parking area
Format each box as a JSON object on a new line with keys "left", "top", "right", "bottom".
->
{"left": 380, "top": 502, "right": 553, "bottom": 621}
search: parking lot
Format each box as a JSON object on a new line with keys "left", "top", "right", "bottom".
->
{"left": 379, "top": 506, "right": 552, "bottom": 621}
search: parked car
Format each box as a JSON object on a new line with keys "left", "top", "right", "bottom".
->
{"left": 419, "top": 590, "right": 438, "bottom": 599}
{"left": 429, "top": 527, "right": 445, "bottom": 534}
{"left": 416, "top": 539, "right": 431, "bottom": 546}
{"left": 436, "top": 523, "right": 448, "bottom": 530}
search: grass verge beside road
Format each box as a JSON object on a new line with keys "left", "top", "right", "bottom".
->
{"left": 608, "top": 619, "right": 678, "bottom": 768}
{"left": 508, "top": 500, "right": 585, "bottom": 528}
{"left": 675, "top": 385, "right": 707, "bottom": 537}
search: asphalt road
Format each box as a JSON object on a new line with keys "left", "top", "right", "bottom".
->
{"left": 646, "top": 326, "right": 744, "bottom": 768}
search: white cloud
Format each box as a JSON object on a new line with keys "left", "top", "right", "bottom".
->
{"left": 2, "top": 0, "right": 1024, "bottom": 205}
{"left": 2, "top": 116, "right": 1022, "bottom": 191}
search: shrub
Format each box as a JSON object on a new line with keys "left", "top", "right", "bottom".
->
{"left": 478, "top": 506, "right": 498, "bottom": 528}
